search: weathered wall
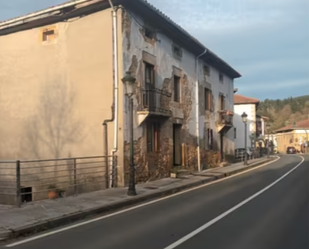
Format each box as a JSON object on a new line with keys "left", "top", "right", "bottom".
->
{"left": 234, "top": 104, "right": 256, "bottom": 149}
{"left": 197, "top": 57, "right": 235, "bottom": 156}
{"left": 0, "top": 9, "right": 122, "bottom": 194}
{"left": 121, "top": 9, "right": 235, "bottom": 183}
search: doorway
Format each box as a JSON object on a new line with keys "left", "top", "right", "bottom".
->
{"left": 173, "top": 124, "right": 182, "bottom": 166}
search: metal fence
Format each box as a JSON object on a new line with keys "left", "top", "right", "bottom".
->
{"left": 0, "top": 155, "right": 117, "bottom": 207}
{"left": 234, "top": 148, "right": 263, "bottom": 163}
{"left": 140, "top": 82, "right": 172, "bottom": 116}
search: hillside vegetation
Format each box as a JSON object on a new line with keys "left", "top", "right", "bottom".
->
{"left": 257, "top": 95, "right": 309, "bottom": 131}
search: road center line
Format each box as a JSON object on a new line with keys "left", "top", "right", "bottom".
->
{"left": 163, "top": 156, "right": 305, "bottom": 249}
{"left": 6, "top": 156, "right": 281, "bottom": 248}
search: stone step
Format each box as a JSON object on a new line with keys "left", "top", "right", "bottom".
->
{"left": 170, "top": 169, "right": 190, "bottom": 178}
{"left": 176, "top": 169, "right": 190, "bottom": 177}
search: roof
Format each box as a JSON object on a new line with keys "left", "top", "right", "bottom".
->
{"left": 275, "top": 119, "right": 309, "bottom": 133}
{"left": 234, "top": 94, "right": 260, "bottom": 105}
{"left": 0, "top": 0, "right": 241, "bottom": 79}
{"left": 256, "top": 115, "right": 269, "bottom": 120}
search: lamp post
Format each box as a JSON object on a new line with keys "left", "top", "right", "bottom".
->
{"left": 122, "top": 71, "right": 137, "bottom": 196}
{"left": 266, "top": 123, "right": 270, "bottom": 158}
{"left": 241, "top": 112, "right": 248, "bottom": 165}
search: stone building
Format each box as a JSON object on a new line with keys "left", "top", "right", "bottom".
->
{"left": 0, "top": 0, "right": 241, "bottom": 189}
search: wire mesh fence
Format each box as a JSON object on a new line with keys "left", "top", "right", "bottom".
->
{"left": 0, "top": 155, "right": 117, "bottom": 207}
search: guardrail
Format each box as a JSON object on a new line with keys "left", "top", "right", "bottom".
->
{"left": 0, "top": 155, "right": 116, "bottom": 207}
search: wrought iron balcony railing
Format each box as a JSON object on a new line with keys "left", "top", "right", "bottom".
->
{"left": 139, "top": 83, "right": 172, "bottom": 117}
{"left": 218, "top": 110, "right": 233, "bottom": 125}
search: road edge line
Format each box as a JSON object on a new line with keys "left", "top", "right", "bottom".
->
{"left": 5, "top": 157, "right": 278, "bottom": 246}
{"left": 163, "top": 155, "right": 305, "bottom": 249}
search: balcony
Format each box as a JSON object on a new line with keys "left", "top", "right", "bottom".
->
{"left": 216, "top": 110, "right": 233, "bottom": 133}
{"left": 137, "top": 83, "right": 172, "bottom": 125}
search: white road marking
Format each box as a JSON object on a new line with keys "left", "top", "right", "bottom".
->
{"left": 163, "top": 156, "right": 305, "bottom": 249}
{"left": 6, "top": 156, "right": 281, "bottom": 247}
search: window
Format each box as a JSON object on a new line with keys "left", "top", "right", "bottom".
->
{"left": 173, "top": 75, "right": 181, "bottom": 102}
{"left": 146, "top": 122, "right": 160, "bottom": 152}
{"left": 143, "top": 63, "right": 155, "bottom": 109}
{"left": 203, "top": 65, "right": 210, "bottom": 76}
{"left": 219, "top": 73, "right": 224, "bottom": 83}
{"left": 220, "top": 94, "right": 225, "bottom": 110}
{"left": 144, "top": 27, "right": 156, "bottom": 40}
{"left": 21, "top": 187, "right": 32, "bottom": 203}
{"left": 204, "top": 88, "right": 212, "bottom": 111}
{"left": 234, "top": 127, "right": 237, "bottom": 139}
{"left": 145, "top": 63, "right": 155, "bottom": 84}
{"left": 172, "top": 44, "right": 183, "bottom": 59}
{"left": 42, "top": 29, "right": 55, "bottom": 42}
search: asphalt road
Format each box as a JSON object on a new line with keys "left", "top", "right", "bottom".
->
{"left": 3, "top": 155, "right": 309, "bottom": 249}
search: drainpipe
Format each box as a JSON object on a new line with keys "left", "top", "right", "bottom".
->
{"left": 195, "top": 49, "right": 207, "bottom": 172}
{"left": 102, "top": 0, "right": 119, "bottom": 188}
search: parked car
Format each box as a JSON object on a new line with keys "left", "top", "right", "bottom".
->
{"left": 286, "top": 146, "right": 297, "bottom": 154}
{"left": 235, "top": 148, "right": 253, "bottom": 160}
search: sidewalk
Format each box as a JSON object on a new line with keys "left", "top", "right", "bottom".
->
{"left": 0, "top": 156, "right": 275, "bottom": 241}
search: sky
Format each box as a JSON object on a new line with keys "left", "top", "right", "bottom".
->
{"left": 0, "top": 0, "right": 308, "bottom": 100}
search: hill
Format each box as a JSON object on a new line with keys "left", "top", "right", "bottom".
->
{"left": 257, "top": 95, "right": 309, "bottom": 131}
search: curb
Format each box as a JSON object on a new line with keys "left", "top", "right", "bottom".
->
{"left": 221, "top": 158, "right": 272, "bottom": 177}
{"left": 3, "top": 157, "right": 276, "bottom": 241}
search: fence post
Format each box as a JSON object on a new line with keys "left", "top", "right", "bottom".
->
{"left": 73, "top": 158, "right": 77, "bottom": 195}
{"left": 113, "top": 156, "right": 117, "bottom": 188}
{"left": 105, "top": 157, "right": 109, "bottom": 189}
{"left": 16, "top": 160, "right": 21, "bottom": 208}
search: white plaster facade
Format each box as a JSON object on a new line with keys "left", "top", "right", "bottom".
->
{"left": 234, "top": 104, "right": 257, "bottom": 149}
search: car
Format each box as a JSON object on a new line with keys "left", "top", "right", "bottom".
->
{"left": 286, "top": 146, "right": 297, "bottom": 154}
{"left": 235, "top": 148, "right": 253, "bottom": 160}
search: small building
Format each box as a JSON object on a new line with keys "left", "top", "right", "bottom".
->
{"left": 275, "top": 119, "right": 309, "bottom": 153}
{"left": 256, "top": 115, "right": 269, "bottom": 139}
{"left": 0, "top": 0, "right": 241, "bottom": 197}
{"left": 233, "top": 94, "right": 260, "bottom": 149}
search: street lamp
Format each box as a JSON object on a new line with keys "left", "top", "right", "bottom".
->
{"left": 266, "top": 123, "right": 270, "bottom": 158}
{"left": 241, "top": 112, "right": 248, "bottom": 165}
{"left": 122, "top": 71, "right": 137, "bottom": 196}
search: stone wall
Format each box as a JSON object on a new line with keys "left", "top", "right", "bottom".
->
{"left": 121, "top": 8, "right": 235, "bottom": 184}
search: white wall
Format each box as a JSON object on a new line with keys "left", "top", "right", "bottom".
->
{"left": 295, "top": 129, "right": 309, "bottom": 134}
{"left": 234, "top": 104, "right": 256, "bottom": 149}
{"left": 261, "top": 119, "right": 265, "bottom": 136}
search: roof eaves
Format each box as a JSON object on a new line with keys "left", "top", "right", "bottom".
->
{"left": 234, "top": 101, "right": 260, "bottom": 105}
{"left": 0, "top": 0, "right": 84, "bottom": 28}
{"left": 136, "top": 0, "right": 241, "bottom": 79}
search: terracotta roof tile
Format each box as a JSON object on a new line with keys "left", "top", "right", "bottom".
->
{"left": 275, "top": 119, "right": 309, "bottom": 132}
{"left": 234, "top": 94, "right": 259, "bottom": 104}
